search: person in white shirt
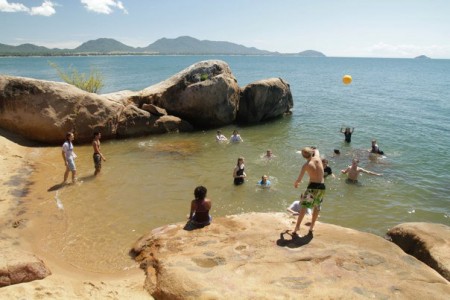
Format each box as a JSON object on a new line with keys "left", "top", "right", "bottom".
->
{"left": 62, "top": 132, "right": 77, "bottom": 184}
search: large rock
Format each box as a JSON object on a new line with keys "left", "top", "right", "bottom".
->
{"left": 0, "top": 76, "right": 190, "bottom": 144}
{"left": 131, "top": 213, "right": 450, "bottom": 299}
{"left": 0, "top": 61, "right": 293, "bottom": 144}
{"left": 237, "top": 78, "right": 293, "bottom": 123}
{"left": 137, "top": 60, "right": 240, "bottom": 128}
{"left": 0, "top": 244, "right": 51, "bottom": 287}
{"left": 387, "top": 222, "right": 450, "bottom": 281}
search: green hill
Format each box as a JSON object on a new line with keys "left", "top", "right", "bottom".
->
{"left": 73, "top": 38, "right": 136, "bottom": 53}
{"left": 143, "top": 36, "right": 273, "bottom": 55}
{"left": 0, "top": 36, "right": 326, "bottom": 57}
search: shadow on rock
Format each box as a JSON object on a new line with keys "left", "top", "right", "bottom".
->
{"left": 183, "top": 221, "right": 210, "bottom": 231}
{"left": 276, "top": 230, "right": 313, "bottom": 248}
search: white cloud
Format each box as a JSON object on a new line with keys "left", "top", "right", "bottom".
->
{"left": 30, "top": 0, "right": 56, "bottom": 16}
{"left": 0, "top": 0, "right": 55, "bottom": 16}
{"left": 0, "top": 0, "right": 29, "bottom": 12}
{"left": 81, "top": 0, "right": 128, "bottom": 14}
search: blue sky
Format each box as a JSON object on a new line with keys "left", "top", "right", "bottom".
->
{"left": 1, "top": 0, "right": 449, "bottom": 58}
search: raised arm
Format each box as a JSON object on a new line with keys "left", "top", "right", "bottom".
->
{"left": 341, "top": 166, "right": 350, "bottom": 174}
{"left": 359, "top": 168, "right": 382, "bottom": 176}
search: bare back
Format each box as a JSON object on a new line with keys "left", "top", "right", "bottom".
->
{"left": 305, "top": 156, "right": 324, "bottom": 183}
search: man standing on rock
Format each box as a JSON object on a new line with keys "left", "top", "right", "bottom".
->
{"left": 292, "top": 147, "right": 325, "bottom": 236}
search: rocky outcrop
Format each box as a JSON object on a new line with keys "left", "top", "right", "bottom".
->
{"left": 131, "top": 213, "right": 450, "bottom": 299}
{"left": 137, "top": 60, "right": 241, "bottom": 128}
{"left": 387, "top": 222, "right": 450, "bottom": 281}
{"left": 0, "top": 60, "right": 293, "bottom": 144}
{"left": 0, "top": 76, "right": 191, "bottom": 144}
{"left": 237, "top": 78, "right": 293, "bottom": 123}
{"left": 0, "top": 245, "right": 51, "bottom": 287}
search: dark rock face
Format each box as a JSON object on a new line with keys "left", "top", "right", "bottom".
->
{"left": 237, "top": 78, "right": 293, "bottom": 123}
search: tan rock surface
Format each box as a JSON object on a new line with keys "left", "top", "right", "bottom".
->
{"left": 0, "top": 133, "right": 151, "bottom": 299}
{"left": 133, "top": 213, "right": 450, "bottom": 299}
{"left": 387, "top": 222, "right": 450, "bottom": 281}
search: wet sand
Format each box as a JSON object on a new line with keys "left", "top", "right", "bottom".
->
{"left": 0, "top": 132, "right": 150, "bottom": 299}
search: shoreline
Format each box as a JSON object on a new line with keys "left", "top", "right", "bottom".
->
{"left": 0, "top": 132, "right": 150, "bottom": 299}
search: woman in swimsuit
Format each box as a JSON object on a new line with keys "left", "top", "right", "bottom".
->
{"left": 188, "top": 186, "right": 212, "bottom": 227}
{"left": 233, "top": 157, "right": 246, "bottom": 185}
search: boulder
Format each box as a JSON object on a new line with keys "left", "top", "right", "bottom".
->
{"left": 0, "top": 76, "right": 124, "bottom": 144}
{"left": 132, "top": 213, "right": 450, "bottom": 299}
{"left": 237, "top": 78, "right": 293, "bottom": 123}
{"left": 387, "top": 222, "right": 450, "bottom": 281}
{"left": 0, "top": 244, "right": 51, "bottom": 287}
{"left": 0, "top": 60, "right": 294, "bottom": 144}
{"left": 138, "top": 60, "right": 240, "bottom": 128}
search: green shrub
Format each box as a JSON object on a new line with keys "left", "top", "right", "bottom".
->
{"left": 49, "top": 61, "right": 104, "bottom": 93}
{"left": 200, "top": 73, "right": 209, "bottom": 81}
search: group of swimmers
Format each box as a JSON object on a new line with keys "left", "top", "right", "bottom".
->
{"left": 187, "top": 127, "right": 386, "bottom": 234}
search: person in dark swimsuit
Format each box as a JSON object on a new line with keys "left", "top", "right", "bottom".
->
{"left": 233, "top": 157, "right": 246, "bottom": 185}
{"left": 322, "top": 158, "right": 335, "bottom": 178}
{"left": 188, "top": 186, "right": 212, "bottom": 227}
{"left": 341, "top": 127, "right": 354, "bottom": 143}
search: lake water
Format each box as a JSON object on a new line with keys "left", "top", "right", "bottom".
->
{"left": 1, "top": 55, "right": 449, "bottom": 273}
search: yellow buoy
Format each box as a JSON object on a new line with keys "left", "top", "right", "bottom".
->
{"left": 342, "top": 75, "right": 352, "bottom": 85}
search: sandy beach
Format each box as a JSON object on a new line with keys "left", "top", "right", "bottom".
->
{"left": 0, "top": 131, "right": 151, "bottom": 299}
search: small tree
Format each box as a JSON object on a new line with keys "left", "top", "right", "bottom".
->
{"left": 49, "top": 61, "right": 104, "bottom": 93}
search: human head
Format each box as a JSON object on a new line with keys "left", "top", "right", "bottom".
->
{"left": 66, "top": 132, "right": 74, "bottom": 141}
{"left": 372, "top": 139, "right": 377, "bottom": 145}
{"left": 352, "top": 158, "right": 359, "bottom": 166}
{"left": 266, "top": 149, "right": 272, "bottom": 157}
{"left": 233, "top": 130, "right": 238, "bottom": 135}
{"left": 322, "top": 158, "right": 328, "bottom": 165}
{"left": 261, "top": 175, "right": 268, "bottom": 182}
{"left": 94, "top": 131, "right": 101, "bottom": 138}
{"left": 237, "top": 157, "right": 244, "bottom": 165}
{"left": 345, "top": 127, "right": 350, "bottom": 133}
{"left": 334, "top": 149, "right": 340, "bottom": 155}
{"left": 194, "top": 186, "right": 207, "bottom": 200}
{"left": 301, "top": 147, "right": 314, "bottom": 159}
{"left": 217, "top": 130, "right": 221, "bottom": 135}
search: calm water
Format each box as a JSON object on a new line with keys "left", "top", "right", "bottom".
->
{"left": 1, "top": 56, "right": 450, "bottom": 273}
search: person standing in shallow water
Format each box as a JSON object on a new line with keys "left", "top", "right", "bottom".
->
{"left": 341, "top": 158, "right": 382, "bottom": 184}
{"left": 341, "top": 127, "right": 354, "bottom": 143}
{"left": 187, "top": 186, "right": 212, "bottom": 227}
{"left": 230, "top": 130, "right": 243, "bottom": 142}
{"left": 292, "top": 147, "right": 325, "bottom": 236}
{"left": 233, "top": 157, "right": 246, "bottom": 185}
{"left": 62, "top": 132, "right": 77, "bottom": 184}
{"left": 92, "top": 132, "right": 106, "bottom": 176}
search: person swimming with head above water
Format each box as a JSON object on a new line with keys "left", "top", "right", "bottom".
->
{"left": 341, "top": 158, "right": 382, "bottom": 184}
{"left": 257, "top": 175, "right": 271, "bottom": 187}
{"left": 370, "top": 139, "right": 384, "bottom": 155}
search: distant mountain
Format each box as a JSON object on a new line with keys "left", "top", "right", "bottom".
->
{"left": 73, "top": 38, "right": 136, "bottom": 53}
{"left": 297, "top": 50, "right": 326, "bottom": 57}
{"left": 414, "top": 55, "right": 431, "bottom": 59}
{"left": 0, "top": 43, "right": 64, "bottom": 55}
{"left": 0, "top": 36, "right": 325, "bottom": 57}
{"left": 142, "top": 36, "right": 273, "bottom": 55}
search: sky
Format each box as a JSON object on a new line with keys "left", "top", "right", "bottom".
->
{"left": 1, "top": 0, "right": 449, "bottom": 58}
